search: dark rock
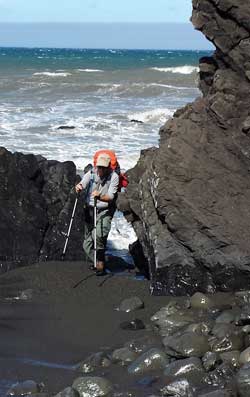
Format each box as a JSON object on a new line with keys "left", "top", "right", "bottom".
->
{"left": 209, "top": 334, "right": 244, "bottom": 354}
{"left": 72, "top": 376, "right": 113, "bottom": 397}
{"left": 129, "top": 240, "right": 150, "bottom": 279}
{"left": 117, "top": 296, "right": 144, "bottom": 312}
{"left": 163, "top": 331, "right": 210, "bottom": 358}
{"left": 124, "top": 334, "right": 164, "bottom": 354}
{"left": 120, "top": 0, "right": 250, "bottom": 295}
{"left": 235, "top": 306, "right": 250, "bottom": 326}
{"left": 235, "top": 291, "right": 250, "bottom": 305}
{"left": 239, "top": 347, "right": 250, "bottom": 365}
{"left": 0, "top": 147, "right": 85, "bottom": 268}
{"left": 236, "top": 362, "right": 250, "bottom": 397}
{"left": 215, "top": 310, "right": 237, "bottom": 324}
{"left": 151, "top": 309, "right": 198, "bottom": 337}
{"left": 111, "top": 347, "right": 138, "bottom": 365}
{"left": 163, "top": 357, "right": 205, "bottom": 383}
{"left": 57, "top": 125, "right": 75, "bottom": 129}
{"left": 136, "top": 375, "right": 158, "bottom": 387}
{"left": 185, "top": 321, "right": 213, "bottom": 336}
{"left": 160, "top": 378, "right": 195, "bottom": 397}
{"left": 127, "top": 348, "right": 169, "bottom": 375}
{"left": 27, "top": 394, "right": 49, "bottom": 397}
{"left": 130, "top": 119, "right": 144, "bottom": 124}
{"left": 204, "top": 363, "right": 236, "bottom": 389}
{"left": 6, "top": 380, "right": 44, "bottom": 396}
{"left": 77, "top": 352, "right": 111, "bottom": 374}
{"left": 190, "top": 292, "right": 213, "bottom": 310}
{"left": 220, "top": 351, "right": 240, "bottom": 369}
{"left": 198, "top": 387, "right": 237, "bottom": 397}
{"left": 55, "top": 387, "right": 80, "bottom": 397}
{"left": 120, "top": 319, "right": 145, "bottom": 331}
{"left": 19, "top": 288, "right": 33, "bottom": 301}
{"left": 202, "top": 351, "right": 222, "bottom": 372}
{"left": 211, "top": 323, "right": 243, "bottom": 339}
{"left": 151, "top": 299, "right": 191, "bottom": 320}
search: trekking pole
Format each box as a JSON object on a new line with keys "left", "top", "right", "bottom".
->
{"left": 61, "top": 192, "right": 79, "bottom": 261}
{"left": 94, "top": 196, "right": 98, "bottom": 269}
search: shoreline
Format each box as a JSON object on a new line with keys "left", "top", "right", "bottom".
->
{"left": 0, "top": 260, "right": 168, "bottom": 395}
{"left": 1, "top": 262, "right": 250, "bottom": 397}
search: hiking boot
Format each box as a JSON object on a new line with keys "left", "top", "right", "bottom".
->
{"left": 96, "top": 269, "right": 107, "bottom": 277}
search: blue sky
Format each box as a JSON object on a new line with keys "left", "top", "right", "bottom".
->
{"left": 0, "top": 0, "right": 192, "bottom": 23}
{"left": 0, "top": 0, "right": 213, "bottom": 50}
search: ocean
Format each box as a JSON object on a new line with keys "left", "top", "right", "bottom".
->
{"left": 0, "top": 47, "right": 211, "bottom": 263}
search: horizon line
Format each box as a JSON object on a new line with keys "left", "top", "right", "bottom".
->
{"left": 0, "top": 45, "right": 213, "bottom": 51}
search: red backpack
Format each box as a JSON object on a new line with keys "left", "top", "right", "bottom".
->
{"left": 93, "top": 149, "right": 128, "bottom": 190}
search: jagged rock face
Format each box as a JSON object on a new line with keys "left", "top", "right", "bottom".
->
{"left": 119, "top": 0, "right": 250, "bottom": 295}
{"left": 0, "top": 147, "right": 84, "bottom": 271}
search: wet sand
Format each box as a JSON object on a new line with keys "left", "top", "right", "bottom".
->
{"left": 0, "top": 261, "right": 168, "bottom": 395}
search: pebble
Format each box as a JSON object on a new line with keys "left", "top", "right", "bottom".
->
{"left": 72, "top": 376, "right": 113, "bottom": 397}
{"left": 54, "top": 387, "right": 80, "bottom": 397}
{"left": 117, "top": 297, "right": 144, "bottom": 312}
{"left": 127, "top": 348, "right": 169, "bottom": 375}
{"left": 120, "top": 319, "right": 145, "bottom": 330}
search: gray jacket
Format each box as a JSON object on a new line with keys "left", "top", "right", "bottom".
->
{"left": 80, "top": 170, "right": 119, "bottom": 209}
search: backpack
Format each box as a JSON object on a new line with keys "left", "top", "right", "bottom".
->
{"left": 93, "top": 149, "right": 128, "bottom": 191}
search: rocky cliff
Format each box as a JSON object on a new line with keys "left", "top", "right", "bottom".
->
{"left": 119, "top": 0, "right": 250, "bottom": 295}
{"left": 0, "top": 147, "right": 84, "bottom": 271}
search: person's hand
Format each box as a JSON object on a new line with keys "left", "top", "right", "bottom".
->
{"left": 91, "top": 190, "right": 101, "bottom": 199}
{"left": 75, "top": 183, "right": 83, "bottom": 193}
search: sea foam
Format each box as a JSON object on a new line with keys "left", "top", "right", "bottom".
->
{"left": 128, "top": 108, "right": 174, "bottom": 123}
{"left": 77, "top": 69, "right": 104, "bottom": 72}
{"left": 150, "top": 66, "right": 199, "bottom": 74}
{"left": 33, "top": 72, "right": 72, "bottom": 77}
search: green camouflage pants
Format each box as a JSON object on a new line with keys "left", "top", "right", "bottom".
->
{"left": 83, "top": 207, "right": 113, "bottom": 263}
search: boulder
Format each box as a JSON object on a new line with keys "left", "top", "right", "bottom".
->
{"left": 55, "top": 387, "right": 80, "bottom": 397}
{"left": 0, "top": 147, "right": 85, "bottom": 269}
{"left": 77, "top": 352, "right": 111, "bottom": 374}
{"left": 6, "top": 380, "right": 43, "bottom": 396}
{"left": 240, "top": 347, "right": 250, "bottom": 365}
{"left": 190, "top": 292, "right": 213, "bottom": 310}
{"left": 117, "top": 297, "right": 144, "bottom": 312}
{"left": 160, "top": 378, "right": 195, "bottom": 397}
{"left": 202, "top": 351, "right": 222, "bottom": 371}
{"left": 111, "top": 347, "right": 138, "bottom": 365}
{"left": 124, "top": 334, "right": 164, "bottom": 354}
{"left": 163, "top": 331, "right": 210, "bottom": 358}
{"left": 236, "top": 362, "right": 250, "bottom": 397}
{"left": 220, "top": 351, "right": 240, "bottom": 369}
{"left": 117, "top": 0, "right": 250, "bottom": 295}
{"left": 127, "top": 347, "right": 169, "bottom": 375}
{"left": 120, "top": 319, "right": 145, "bottom": 330}
{"left": 204, "top": 363, "right": 236, "bottom": 389}
{"left": 72, "top": 377, "right": 113, "bottom": 397}
{"left": 163, "top": 357, "right": 205, "bottom": 383}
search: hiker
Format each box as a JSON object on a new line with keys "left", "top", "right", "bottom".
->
{"left": 75, "top": 152, "right": 119, "bottom": 276}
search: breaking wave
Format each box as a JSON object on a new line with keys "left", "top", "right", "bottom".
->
{"left": 128, "top": 108, "right": 174, "bottom": 123}
{"left": 77, "top": 69, "right": 104, "bottom": 72}
{"left": 150, "top": 65, "right": 199, "bottom": 74}
{"left": 33, "top": 72, "right": 72, "bottom": 77}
